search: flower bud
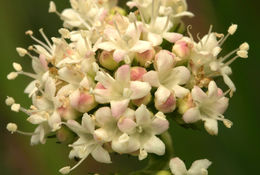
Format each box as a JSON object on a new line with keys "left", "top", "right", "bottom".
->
{"left": 58, "top": 105, "right": 79, "bottom": 121}
{"left": 130, "top": 67, "right": 147, "bottom": 81}
{"left": 155, "top": 93, "right": 176, "bottom": 113}
{"left": 56, "top": 126, "right": 75, "bottom": 144}
{"left": 177, "top": 93, "right": 195, "bottom": 115}
{"left": 172, "top": 37, "right": 193, "bottom": 59}
{"left": 132, "top": 93, "right": 151, "bottom": 107}
{"left": 99, "top": 51, "right": 119, "bottom": 70}
{"left": 135, "top": 48, "right": 155, "bottom": 67}
{"left": 69, "top": 90, "right": 97, "bottom": 113}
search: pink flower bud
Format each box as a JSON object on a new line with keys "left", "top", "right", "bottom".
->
{"left": 58, "top": 105, "right": 79, "bottom": 121}
{"left": 99, "top": 50, "right": 119, "bottom": 70}
{"left": 130, "top": 67, "right": 147, "bottom": 81}
{"left": 177, "top": 93, "right": 195, "bottom": 115}
{"left": 132, "top": 93, "right": 152, "bottom": 106}
{"left": 155, "top": 93, "right": 176, "bottom": 113}
{"left": 172, "top": 37, "right": 193, "bottom": 59}
{"left": 135, "top": 48, "right": 155, "bottom": 67}
{"left": 69, "top": 90, "right": 97, "bottom": 113}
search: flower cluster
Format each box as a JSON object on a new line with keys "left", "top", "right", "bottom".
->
{"left": 6, "top": 0, "right": 249, "bottom": 174}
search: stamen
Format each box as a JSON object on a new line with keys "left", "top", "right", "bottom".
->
{"left": 205, "top": 25, "right": 213, "bottom": 44}
{"left": 187, "top": 25, "right": 194, "bottom": 43}
{"left": 6, "top": 123, "right": 37, "bottom": 136}
{"left": 39, "top": 28, "right": 53, "bottom": 49}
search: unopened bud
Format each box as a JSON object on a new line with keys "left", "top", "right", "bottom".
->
{"left": 172, "top": 37, "right": 193, "bottom": 59}
{"left": 130, "top": 67, "right": 147, "bottom": 81}
{"left": 135, "top": 49, "right": 155, "bottom": 67}
{"left": 99, "top": 51, "right": 118, "bottom": 70}
{"left": 132, "top": 93, "right": 151, "bottom": 107}
{"left": 155, "top": 93, "right": 176, "bottom": 113}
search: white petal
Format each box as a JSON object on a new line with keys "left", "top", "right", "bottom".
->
{"left": 151, "top": 117, "right": 169, "bottom": 135}
{"left": 130, "top": 81, "right": 151, "bottom": 100}
{"left": 82, "top": 113, "right": 95, "bottom": 134}
{"left": 188, "top": 159, "right": 212, "bottom": 174}
{"left": 171, "top": 66, "right": 190, "bottom": 85}
{"left": 45, "top": 77, "right": 56, "bottom": 98}
{"left": 111, "top": 99, "right": 130, "bottom": 119}
{"left": 169, "top": 157, "right": 188, "bottom": 175}
{"left": 191, "top": 86, "right": 207, "bottom": 102}
{"left": 143, "top": 136, "right": 165, "bottom": 155}
{"left": 27, "top": 114, "right": 47, "bottom": 124}
{"left": 156, "top": 50, "right": 175, "bottom": 75}
{"left": 95, "top": 107, "right": 113, "bottom": 126}
{"left": 115, "top": 64, "right": 130, "bottom": 84}
{"left": 223, "top": 74, "right": 236, "bottom": 92}
{"left": 117, "top": 117, "right": 137, "bottom": 134}
{"left": 131, "top": 40, "right": 152, "bottom": 53}
{"left": 112, "top": 135, "right": 140, "bottom": 154}
{"left": 208, "top": 81, "right": 218, "bottom": 98}
{"left": 48, "top": 111, "right": 61, "bottom": 131}
{"left": 172, "top": 85, "right": 189, "bottom": 98}
{"left": 155, "top": 86, "right": 171, "bottom": 105}
{"left": 24, "top": 80, "right": 37, "bottom": 94}
{"left": 147, "top": 32, "right": 163, "bottom": 46}
{"left": 135, "top": 104, "right": 152, "bottom": 126}
{"left": 204, "top": 118, "right": 218, "bottom": 135}
{"left": 183, "top": 107, "right": 201, "bottom": 123}
{"left": 113, "top": 50, "right": 127, "bottom": 63}
{"left": 142, "top": 71, "right": 160, "bottom": 87}
{"left": 95, "top": 71, "right": 115, "bottom": 89}
{"left": 214, "top": 97, "right": 229, "bottom": 114}
{"left": 163, "top": 32, "right": 183, "bottom": 43}
{"left": 91, "top": 146, "right": 112, "bottom": 163}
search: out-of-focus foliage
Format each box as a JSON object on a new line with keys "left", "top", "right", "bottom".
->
{"left": 0, "top": 0, "right": 259, "bottom": 174}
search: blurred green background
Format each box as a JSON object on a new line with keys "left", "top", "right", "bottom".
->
{"left": 0, "top": 0, "right": 259, "bottom": 174}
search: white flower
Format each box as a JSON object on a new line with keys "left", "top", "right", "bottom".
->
{"left": 116, "top": 105, "right": 169, "bottom": 160}
{"left": 183, "top": 81, "right": 231, "bottom": 135}
{"left": 143, "top": 50, "right": 190, "bottom": 112}
{"left": 61, "top": 113, "right": 111, "bottom": 174}
{"left": 160, "top": 0, "right": 194, "bottom": 18}
{"left": 189, "top": 25, "right": 249, "bottom": 92}
{"left": 169, "top": 157, "right": 212, "bottom": 175}
{"left": 97, "top": 16, "right": 152, "bottom": 63}
{"left": 94, "top": 64, "right": 151, "bottom": 118}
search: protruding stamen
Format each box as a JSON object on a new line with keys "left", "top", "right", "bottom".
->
{"left": 16, "top": 47, "right": 28, "bottom": 57}
{"left": 7, "top": 72, "right": 18, "bottom": 80}
{"left": 13, "top": 62, "right": 22, "bottom": 72}
{"left": 39, "top": 28, "right": 53, "bottom": 49}
{"left": 5, "top": 96, "right": 15, "bottom": 106}
{"left": 228, "top": 24, "right": 238, "bottom": 35}
{"left": 239, "top": 42, "right": 249, "bottom": 51}
{"left": 6, "top": 123, "right": 18, "bottom": 133}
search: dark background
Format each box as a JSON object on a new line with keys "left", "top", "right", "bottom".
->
{"left": 0, "top": 0, "right": 259, "bottom": 174}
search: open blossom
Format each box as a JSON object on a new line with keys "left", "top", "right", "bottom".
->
{"left": 97, "top": 15, "right": 152, "bottom": 63}
{"left": 94, "top": 64, "right": 151, "bottom": 118}
{"left": 117, "top": 105, "right": 169, "bottom": 160}
{"left": 170, "top": 157, "right": 212, "bottom": 175}
{"left": 143, "top": 50, "right": 190, "bottom": 112}
{"left": 183, "top": 81, "right": 232, "bottom": 135}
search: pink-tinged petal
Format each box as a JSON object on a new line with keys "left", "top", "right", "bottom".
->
{"left": 91, "top": 146, "right": 112, "bottom": 163}
{"left": 208, "top": 81, "right": 218, "bottom": 98}
{"left": 94, "top": 88, "right": 110, "bottom": 104}
{"left": 191, "top": 86, "right": 207, "bottom": 102}
{"left": 151, "top": 118, "right": 169, "bottom": 135}
{"left": 155, "top": 93, "right": 176, "bottom": 113}
{"left": 171, "top": 66, "right": 190, "bottom": 85}
{"left": 172, "top": 85, "right": 190, "bottom": 98}
{"left": 147, "top": 32, "right": 163, "bottom": 46}
{"left": 130, "top": 81, "right": 151, "bottom": 100}
{"left": 111, "top": 99, "right": 130, "bottom": 119}
{"left": 188, "top": 159, "right": 212, "bottom": 174}
{"left": 70, "top": 90, "right": 97, "bottom": 113}
{"left": 183, "top": 107, "right": 201, "bottom": 123}
{"left": 97, "top": 41, "right": 116, "bottom": 51}
{"left": 143, "top": 136, "right": 165, "bottom": 155}
{"left": 155, "top": 86, "right": 171, "bottom": 105}
{"left": 118, "top": 117, "right": 137, "bottom": 134}
{"left": 169, "top": 157, "right": 188, "bottom": 175}
{"left": 143, "top": 71, "right": 160, "bottom": 87}
{"left": 135, "top": 104, "right": 152, "bottom": 126}
{"left": 135, "top": 49, "right": 155, "bottom": 67}
{"left": 131, "top": 40, "right": 152, "bottom": 53}
{"left": 214, "top": 97, "right": 229, "bottom": 114}
{"left": 155, "top": 50, "right": 176, "bottom": 75}
{"left": 95, "top": 107, "right": 113, "bottom": 126}
{"left": 172, "top": 37, "right": 193, "bottom": 58}
{"left": 130, "top": 67, "right": 147, "bottom": 81}
{"left": 82, "top": 113, "right": 95, "bottom": 134}
{"left": 123, "top": 108, "right": 135, "bottom": 120}
{"left": 66, "top": 120, "right": 87, "bottom": 135}
{"left": 204, "top": 118, "right": 218, "bottom": 135}
{"left": 113, "top": 50, "right": 127, "bottom": 63}
{"left": 163, "top": 32, "right": 183, "bottom": 43}
{"left": 115, "top": 64, "right": 130, "bottom": 84}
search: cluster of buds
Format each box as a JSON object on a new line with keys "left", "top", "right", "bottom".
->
{"left": 6, "top": 0, "right": 249, "bottom": 174}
